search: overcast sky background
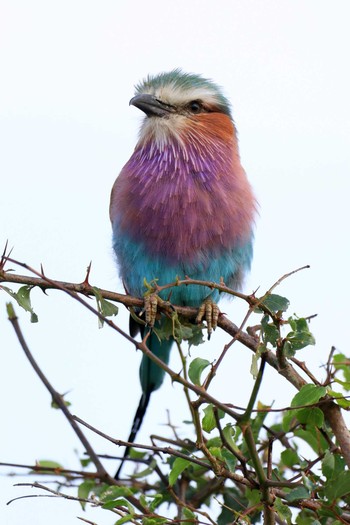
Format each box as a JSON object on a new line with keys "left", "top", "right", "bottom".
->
{"left": 1, "top": 1, "right": 350, "bottom": 524}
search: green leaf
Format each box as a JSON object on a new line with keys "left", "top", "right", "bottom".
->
{"left": 294, "top": 427, "right": 328, "bottom": 454}
{"left": 296, "top": 518, "right": 321, "bottom": 525}
{"left": 282, "top": 340, "right": 296, "bottom": 357}
{"left": 174, "top": 322, "right": 194, "bottom": 341}
{"left": 129, "top": 459, "right": 156, "bottom": 478}
{"left": 208, "top": 446, "right": 222, "bottom": 459}
{"left": 2, "top": 285, "right": 38, "bottom": 322}
{"left": 51, "top": 394, "right": 71, "bottom": 409}
{"left": 80, "top": 457, "right": 92, "bottom": 468}
{"left": 322, "top": 450, "right": 335, "bottom": 480}
{"left": 251, "top": 401, "right": 270, "bottom": 437}
{"left": 222, "top": 423, "right": 236, "bottom": 449}
{"left": 32, "top": 459, "right": 63, "bottom": 474}
{"left": 78, "top": 480, "right": 95, "bottom": 509}
{"left": 139, "top": 494, "right": 147, "bottom": 508}
{"left": 187, "top": 323, "right": 205, "bottom": 347}
{"left": 100, "top": 297, "right": 119, "bottom": 317}
{"left": 102, "top": 497, "right": 134, "bottom": 510}
{"left": 281, "top": 449, "right": 300, "bottom": 468}
{"left": 285, "top": 486, "right": 310, "bottom": 502}
{"left": 261, "top": 314, "right": 280, "bottom": 346}
{"left": 218, "top": 487, "right": 262, "bottom": 525}
{"left": 169, "top": 457, "right": 191, "bottom": 486}
{"left": 206, "top": 436, "right": 222, "bottom": 448}
{"left": 90, "top": 483, "right": 109, "bottom": 497}
{"left": 333, "top": 454, "right": 346, "bottom": 477}
{"left": 188, "top": 357, "right": 210, "bottom": 385}
{"left": 257, "top": 293, "right": 290, "bottom": 313}
{"left": 99, "top": 487, "right": 134, "bottom": 512}
{"left": 182, "top": 507, "right": 197, "bottom": 524}
{"left": 221, "top": 448, "right": 237, "bottom": 472}
{"left": 333, "top": 377, "right": 350, "bottom": 391}
{"left": 202, "top": 404, "right": 224, "bottom": 433}
{"left": 296, "top": 407, "right": 324, "bottom": 427}
{"left": 333, "top": 353, "right": 350, "bottom": 383}
{"left": 291, "top": 384, "right": 326, "bottom": 408}
{"left": 142, "top": 518, "right": 168, "bottom": 525}
{"left": 245, "top": 488, "right": 261, "bottom": 506}
{"left": 274, "top": 497, "right": 292, "bottom": 524}
{"left": 327, "top": 388, "right": 350, "bottom": 408}
{"left": 16, "top": 286, "right": 39, "bottom": 322}
{"left": 99, "top": 486, "right": 134, "bottom": 502}
{"left": 153, "top": 316, "right": 173, "bottom": 341}
{"left": 148, "top": 493, "right": 165, "bottom": 512}
{"left": 250, "top": 343, "right": 265, "bottom": 378}
{"left": 284, "top": 331, "right": 315, "bottom": 352}
{"left": 155, "top": 315, "right": 204, "bottom": 345}
{"left": 282, "top": 408, "right": 297, "bottom": 432}
{"left": 129, "top": 448, "right": 146, "bottom": 459}
{"left": 115, "top": 513, "right": 134, "bottom": 525}
{"left": 284, "top": 317, "right": 316, "bottom": 355}
{"left": 325, "top": 470, "right": 350, "bottom": 500}
{"left": 92, "top": 286, "right": 118, "bottom": 327}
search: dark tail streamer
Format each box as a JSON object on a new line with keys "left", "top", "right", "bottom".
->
{"left": 114, "top": 391, "right": 151, "bottom": 479}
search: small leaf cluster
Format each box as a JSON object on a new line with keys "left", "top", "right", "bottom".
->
{"left": 2, "top": 284, "right": 38, "bottom": 322}
{"left": 154, "top": 313, "right": 205, "bottom": 347}
{"left": 257, "top": 293, "right": 316, "bottom": 355}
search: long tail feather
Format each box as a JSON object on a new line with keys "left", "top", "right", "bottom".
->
{"left": 115, "top": 391, "right": 151, "bottom": 479}
{"left": 115, "top": 325, "right": 173, "bottom": 479}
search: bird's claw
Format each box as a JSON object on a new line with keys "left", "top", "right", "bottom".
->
{"left": 144, "top": 294, "right": 173, "bottom": 327}
{"left": 144, "top": 294, "right": 159, "bottom": 327}
{"left": 196, "top": 298, "right": 220, "bottom": 339}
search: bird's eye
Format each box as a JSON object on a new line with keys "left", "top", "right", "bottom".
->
{"left": 189, "top": 101, "right": 202, "bottom": 114}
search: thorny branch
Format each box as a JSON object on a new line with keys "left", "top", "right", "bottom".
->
{"left": 6, "top": 304, "right": 110, "bottom": 480}
{"left": 2, "top": 254, "right": 350, "bottom": 523}
{"left": 2, "top": 258, "right": 350, "bottom": 468}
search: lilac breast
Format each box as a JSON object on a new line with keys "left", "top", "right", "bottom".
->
{"left": 110, "top": 136, "right": 255, "bottom": 264}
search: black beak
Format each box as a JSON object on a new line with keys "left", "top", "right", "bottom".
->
{"left": 129, "top": 94, "right": 175, "bottom": 117}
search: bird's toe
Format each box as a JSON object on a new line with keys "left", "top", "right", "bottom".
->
{"left": 196, "top": 298, "right": 220, "bottom": 339}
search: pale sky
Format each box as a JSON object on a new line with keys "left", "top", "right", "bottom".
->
{"left": 1, "top": 1, "right": 350, "bottom": 524}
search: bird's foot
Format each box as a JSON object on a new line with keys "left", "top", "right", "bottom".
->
{"left": 144, "top": 293, "right": 159, "bottom": 327}
{"left": 144, "top": 294, "right": 172, "bottom": 327}
{"left": 196, "top": 298, "right": 220, "bottom": 339}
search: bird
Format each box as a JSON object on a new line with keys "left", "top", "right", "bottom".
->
{"left": 110, "top": 69, "right": 256, "bottom": 478}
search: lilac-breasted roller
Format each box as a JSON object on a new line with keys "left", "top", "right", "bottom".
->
{"left": 110, "top": 70, "right": 256, "bottom": 477}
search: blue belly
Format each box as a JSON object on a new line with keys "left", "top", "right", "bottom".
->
{"left": 112, "top": 225, "right": 253, "bottom": 307}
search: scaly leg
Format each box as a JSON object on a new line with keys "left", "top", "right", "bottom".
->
{"left": 196, "top": 298, "right": 220, "bottom": 339}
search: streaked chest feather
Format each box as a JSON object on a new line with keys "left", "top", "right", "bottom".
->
{"left": 110, "top": 129, "right": 255, "bottom": 263}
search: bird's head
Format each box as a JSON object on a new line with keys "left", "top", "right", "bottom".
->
{"left": 130, "top": 69, "right": 235, "bottom": 150}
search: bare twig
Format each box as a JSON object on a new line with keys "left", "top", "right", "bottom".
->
{"left": 6, "top": 303, "right": 110, "bottom": 481}
{"left": 8, "top": 482, "right": 142, "bottom": 524}
{"left": 73, "top": 415, "right": 210, "bottom": 470}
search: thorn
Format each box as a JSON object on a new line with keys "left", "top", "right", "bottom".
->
{"left": 83, "top": 261, "right": 92, "bottom": 286}
{"left": 1, "top": 239, "right": 8, "bottom": 261}
{"left": 0, "top": 240, "right": 14, "bottom": 270}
